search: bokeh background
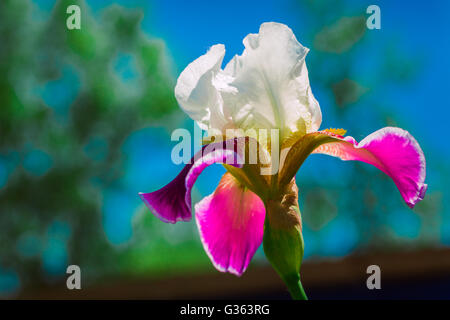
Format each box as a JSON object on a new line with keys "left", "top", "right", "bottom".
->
{"left": 1, "top": 0, "right": 449, "bottom": 299}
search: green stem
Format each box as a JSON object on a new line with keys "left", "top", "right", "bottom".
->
{"left": 283, "top": 275, "right": 308, "bottom": 300}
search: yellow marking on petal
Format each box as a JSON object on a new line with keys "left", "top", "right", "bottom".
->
{"left": 281, "top": 131, "right": 306, "bottom": 149}
{"left": 323, "top": 128, "right": 347, "bottom": 136}
{"left": 280, "top": 119, "right": 308, "bottom": 149}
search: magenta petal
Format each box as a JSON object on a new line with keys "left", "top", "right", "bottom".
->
{"left": 139, "top": 139, "right": 245, "bottom": 224}
{"left": 139, "top": 164, "right": 192, "bottom": 224}
{"left": 313, "top": 127, "right": 427, "bottom": 208}
{"left": 195, "top": 173, "right": 266, "bottom": 276}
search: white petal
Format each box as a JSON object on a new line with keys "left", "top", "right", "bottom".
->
{"left": 174, "top": 22, "right": 322, "bottom": 137}
{"left": 220, "top": 22, "right": 322, "bottom": 136}
{"left": 295, "top": 64, "right": 322, "bottom": 132}
{"left": 174, "top": 44, "right": 227, "bottom": 130}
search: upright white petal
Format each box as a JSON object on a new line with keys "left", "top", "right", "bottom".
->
{"left": 174, "top": 22, "right": 322, "bottom": 138}
{"left": 174, "top": 44, "right": 227, "bottom": 130}
{"left": 294, "top": 62, "right": 322, "bottom": 132}
{"left": 220, "top": 22, "right": 322, "bottom": 137}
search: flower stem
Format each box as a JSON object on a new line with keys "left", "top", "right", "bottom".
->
{"left": 283, "top": 275, "right": 308, "bottom": 300}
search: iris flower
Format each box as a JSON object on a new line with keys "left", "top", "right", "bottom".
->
{"left": 139, "top": 22, "right": 427, "bottom": 299}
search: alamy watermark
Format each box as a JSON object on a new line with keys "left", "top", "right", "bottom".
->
{"left": 366, "top": 264, "right": 381, "bottom": 290}
{"left": 170, "top": 126, "right": 290, "bottom": 176}
{"left": 366, "top": 5, "right": 381, "bottom": 30}
{"left": 66, "top": 264, "right": 81, "bottom": 290}
{"left": 66, "top": 5, "right": 81, "bottom": 30}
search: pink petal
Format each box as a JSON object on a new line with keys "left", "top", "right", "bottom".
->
{"left": 195, "top": 173, "right": 265, "bottom": 276}
{"left": 313, "top": 127, "right": 427, "bottom": 208}
{"left": 139, "top": 139, "right": 245, "bottom": 224}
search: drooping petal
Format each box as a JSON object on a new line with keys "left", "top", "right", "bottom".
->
{"left": 312, "top": 127, "right": 427, "bottom": 208}
{"left": 139, "top": 139, "right": 245, "bottom": 224}
{"left": 220, "top": 22, "right": 322, "bottom": 137}
{"left": 195, "top": 172, "right": 265, "bottom": 276}
{"left": 174, "top": 44, "right": 227, "bottom": 131}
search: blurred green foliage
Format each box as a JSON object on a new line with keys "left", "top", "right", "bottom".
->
{"left": 0, "top": 0, "right": 179, "bottom": 292}
{"left": 332, "top": 78, "right": 367, "bottom": 107}
{"left": 314, "top": 16, "right": 366, "bottom": 54}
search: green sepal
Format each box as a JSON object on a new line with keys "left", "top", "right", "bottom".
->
{"left": 223, "top": 135, "right": 272, "bottom": 200}
{"left": 262, "top": 180, "right": 308, "bottom": 300}
{"left": 279, "top": 132, "right": 337, "bottom": 188}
